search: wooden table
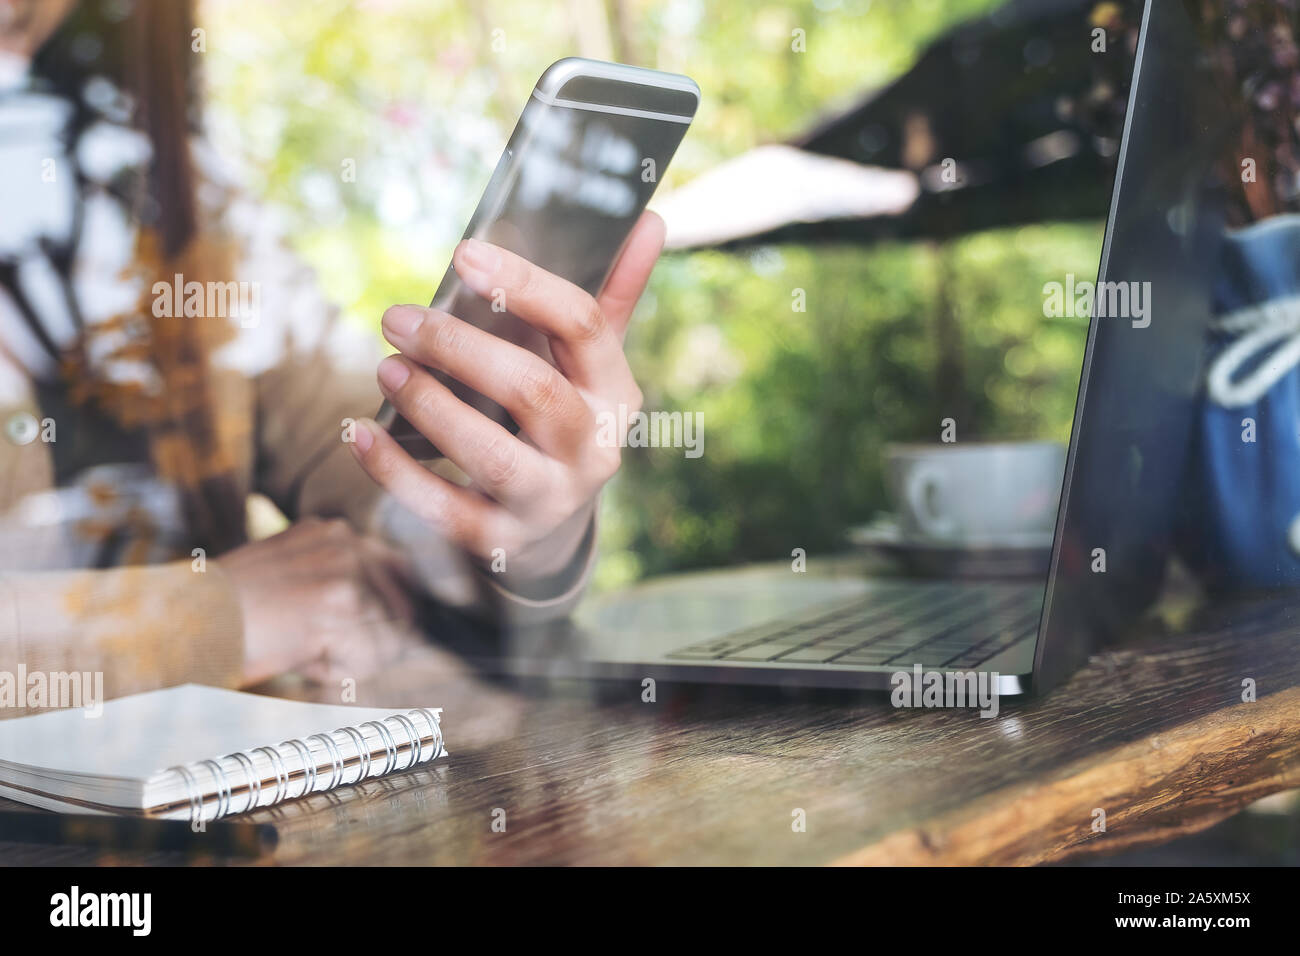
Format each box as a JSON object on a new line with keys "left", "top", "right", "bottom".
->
{"left": 3, "top": 564, "right": 1298, "bottom": 866}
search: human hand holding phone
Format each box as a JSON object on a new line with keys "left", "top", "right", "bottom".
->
{"left": 347, "top": 210, "right": 664, "bottom": 582}
{"left": 355, "top": 59, "right": 695, "bottom": 584}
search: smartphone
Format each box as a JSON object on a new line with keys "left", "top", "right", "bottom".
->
{"left": 377, "top": 58, "right": 700, "bottom": 459}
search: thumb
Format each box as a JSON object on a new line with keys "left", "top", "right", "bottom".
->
{"left": 597, "top": 210, "right": 666, "bottom": 340}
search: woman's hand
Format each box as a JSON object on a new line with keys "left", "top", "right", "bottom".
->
{"left": 347, "top": 211, "right": 664, "bottom": 582}
{"left": 220, "top": 518, "right": 418, "bottom": 686}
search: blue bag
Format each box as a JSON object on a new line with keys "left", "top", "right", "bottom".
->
{"left": 1178, "top": 214, "right": 1300, "bottom": 591}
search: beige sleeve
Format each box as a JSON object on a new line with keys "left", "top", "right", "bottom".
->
{"left": 252, "top": 340, "right": 386, "bottom": 530}
{"left": 475, "top": 511, "right": 599, "bottom": 626}
{"left": 371, "top": 488, "right": 599, "bottom": 627}
{"left": 0, "top": 561, "right": 244, "bottom": 718}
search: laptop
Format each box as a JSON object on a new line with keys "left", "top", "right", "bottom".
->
{"left": 471, "top": 0, "right": 1223, "bottom": 697}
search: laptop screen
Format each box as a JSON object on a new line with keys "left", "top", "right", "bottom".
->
{"left": 1038, "top": 0, "right": 1297, "bottom": 690}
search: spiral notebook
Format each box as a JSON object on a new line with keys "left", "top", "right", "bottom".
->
{"left": 0, "top": 684, "right": 445, "bottom": 824}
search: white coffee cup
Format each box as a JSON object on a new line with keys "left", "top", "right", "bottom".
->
{"left": 885, "top": 441, "right": 1066, "bottom": 545}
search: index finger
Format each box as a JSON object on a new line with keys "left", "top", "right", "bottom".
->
{"left": 448, "top": 221, "right": 658, "bottom": 396}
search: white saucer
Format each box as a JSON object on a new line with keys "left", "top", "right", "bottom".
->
{"left": 846, "top": 517, "right": 1053, "bottom": 579}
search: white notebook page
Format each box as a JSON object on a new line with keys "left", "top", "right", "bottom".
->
{"left": 0, "top": 684, "right": 435, "bottom": 785}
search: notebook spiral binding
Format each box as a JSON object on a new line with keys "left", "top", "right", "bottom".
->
{"left": 164, "top": 708, "right": 443, "bottom": 825}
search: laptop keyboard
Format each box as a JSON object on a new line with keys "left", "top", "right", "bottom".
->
{"left": 665, "top": 582, "right": 1042, "bottom": 669}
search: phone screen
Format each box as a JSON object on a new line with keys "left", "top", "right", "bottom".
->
{"left": 380, "top": 63, "right": 698, "bottom": 457}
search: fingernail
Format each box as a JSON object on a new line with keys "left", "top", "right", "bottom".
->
{"left": 377, "top": 355, "right": 411, "bottom": 391}
{"left": 456, "top": 239, "right": 499, "bottom": 293}
{"left": 352, "top": 419, "right": 374, "bottom": 453}
{"left": 382, "top": 305, "right": 424, "bottom": 339}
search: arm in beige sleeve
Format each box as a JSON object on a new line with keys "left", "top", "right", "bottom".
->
{"left": 0, "top": 561, "right": 244, "bottom": 717}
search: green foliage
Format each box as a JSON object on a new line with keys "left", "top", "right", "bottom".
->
{"left": 598, "top": 224, "right": 1101, "bottom": 589}
{"left": 203, "top": 0, "right": 1010, "bottom": 326}
{"left": 201, "top": 0, "right": 1103, "bottom": 588}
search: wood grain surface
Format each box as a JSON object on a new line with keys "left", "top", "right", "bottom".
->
{"left": 2, "top": 588, "right": 1297, "bottom": 866}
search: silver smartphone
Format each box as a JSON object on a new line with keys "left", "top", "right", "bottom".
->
{"left": 377, "top": 58, "right": 700, "bottom": 458}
